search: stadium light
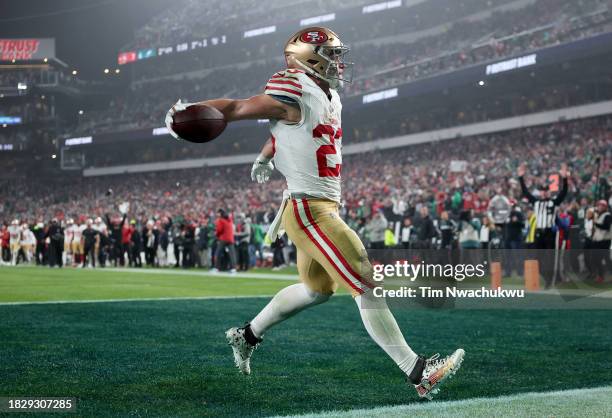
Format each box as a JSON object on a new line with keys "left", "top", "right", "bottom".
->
{"left": 104, "top": 68, "right": 110, "bottom": 74}
{"left": 78, "top": 110, "right": 84, "bottom": 115}
{"left": 115, "top": 69, "right": 120, "bottom": 74}
{"left": 72, "top": 70, "right": 78, "bottom": 75}
{"left": 479, "top": 80, "right": 485, "bottom": 86}
{"left": 51, "top": 154, "right": 57, "bottom": 159}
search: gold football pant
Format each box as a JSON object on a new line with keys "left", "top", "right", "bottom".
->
{"left": 10, "top": 242, "right": 20, "bottom": 255}
{"left": 71, "top": 241, "right": 83, "bottom": 255}
{"left": 282, "top": 198, "right": 375, "bottom": 297}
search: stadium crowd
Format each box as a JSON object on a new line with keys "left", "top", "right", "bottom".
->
{"left": 80, "top": 78, "right": 611, "bottom": 167}
{"left": 126, "top": 0, "right": 508, "bottom": 53}
{"left": 69, "top": 0, "right": 612, "bottom": 136}
{"left": 2, "top": 116, "right": 610, "bottom": 280}
{"left": 346, "top": 0, "right": 612, "bottom": 95}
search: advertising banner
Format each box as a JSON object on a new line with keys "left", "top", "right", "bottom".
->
{"left": 0, "top": 38, "right": 55, "bottom": 61}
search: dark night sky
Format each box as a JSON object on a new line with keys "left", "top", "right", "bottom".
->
{"left": 0, "top": 0, "right": 174, "bottom": 79}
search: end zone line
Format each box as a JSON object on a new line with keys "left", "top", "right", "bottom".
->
{"left": 105, "top": 267, "right": 300, "bottom": 281}
{"left": 278, "top": 385, "right": 612, "bottom": 418}
{"left": 0, "top": 294, "right": 276, "bottom": 306}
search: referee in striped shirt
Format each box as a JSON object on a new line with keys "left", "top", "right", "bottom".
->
{"left": 518, "top": 164, "right": 569, "bottom": 288}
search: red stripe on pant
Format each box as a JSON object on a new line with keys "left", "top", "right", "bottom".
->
{"left": 301, "top": 199, "right": 373, "bottom": 289}
{"left": 291, "top": 200, "right": 363, "bottom": 294}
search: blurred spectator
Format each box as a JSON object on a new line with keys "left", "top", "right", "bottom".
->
{"left": 366, "top": 211, "right": 388, "bottom": 250}
{"left": 213, "top": 209, "right": 236, "bottom": 273}
{"left": 415, "top": 206, "right": 436, "bottom": 249}
{"left": 592, "top": 200, "right": 611, "bottom": 281}
{"left": 235, "top": 214, "right": 252, "bottom": 271}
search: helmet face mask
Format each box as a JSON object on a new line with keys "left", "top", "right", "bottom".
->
{"left": 285, "top": 27, "right": 353, "bottom": 89}
{"left": 316, "top": 45, "right": 353, "bottom": 88}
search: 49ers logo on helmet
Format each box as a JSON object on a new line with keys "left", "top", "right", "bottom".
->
{"left": 300, "top": 30, "right": 328, "bottom": 44}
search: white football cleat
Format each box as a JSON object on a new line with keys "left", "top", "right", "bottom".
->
{"left": 226, "top": 326, "right": 259, "bottom": 375}
{"left": 413, "top": 348, "right": 465, "bottom": 400}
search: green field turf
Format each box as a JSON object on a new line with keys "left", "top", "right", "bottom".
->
{"left": 1, "top": 267, "right": 611, "bottom": 417}
{"left": 0, "top": 266, "right": 298, "bottom": 302}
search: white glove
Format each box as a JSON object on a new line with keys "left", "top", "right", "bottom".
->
{"left": 164, "top": 99, "right": 191, "bottom": 140}
{"left": 118, "top": 202, "right": 130, "bottom": 215}
{"left": 251, "top": 155, "right": 274, "bottom": 183}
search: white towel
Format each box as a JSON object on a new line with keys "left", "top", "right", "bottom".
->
{"left": 267, "top": 190, "right": 290, "bottom": 241}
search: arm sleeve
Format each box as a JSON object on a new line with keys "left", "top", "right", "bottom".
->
{"left": 429, "top": 220, "right": 437, "bottom": 238}
{"left": 553, "top": 177, "right": 568, "bottom": 206}
{"left": 215, "top": 220, "right": 223, "bottom": 238}
{"left": 519, "top": 176, "right": 536, "bottom": 204}
{"left": 268, "top": 94, "right": 300, "bottom": 107}
{"left": 264, "top": 70, "right": 304, "bottom": 104}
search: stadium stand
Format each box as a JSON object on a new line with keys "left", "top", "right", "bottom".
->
{"left": 2, "top": 115, "right": 610, "bottom": 222}
{"left": 1, "top": 0, "right": 610, "bottom": 270}
{"left": 65, "top": 0, "right": 612, "bottom": 137}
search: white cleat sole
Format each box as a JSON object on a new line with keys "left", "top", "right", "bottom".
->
{"left": 225, "top": 328, "right": 251, "bottom": 375}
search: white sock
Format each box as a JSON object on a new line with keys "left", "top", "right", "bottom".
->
{"left": 355, "top": 295, "right": 418, "bottom": 375}
{"left": 250, "top": 283, "right": 331, "bottom": 338}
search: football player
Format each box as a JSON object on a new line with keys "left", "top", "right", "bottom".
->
{"left": 72, "top": 220, "right": 85, "bottom": 266}
{"left": 64, "top": 218, "right": 75, "bottom": 266}
{"left": 165, "top": 27, "right": 464, "bottom": 399}
{"left": 93, "top": 217, "right": 106, "bottom": 266}
{"left": 20, "top": 223, "right": 35, "bottom": 264}
{"left": 8, "top": 219, "right": 21, "bottom": 266}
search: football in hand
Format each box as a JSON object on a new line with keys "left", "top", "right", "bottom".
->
{"left": 171, "top": 104, "right": 227, "bottom": 143}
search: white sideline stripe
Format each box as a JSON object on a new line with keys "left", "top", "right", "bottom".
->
{"left": 0, "top": 294, "right": 276, "bottom": 306}
{"left": 531, "top": 288, "right": 612, "bottom": 298}
{"left": 0, "top": 293, "right": 353, "bottom": 306}
{"left": 279, "top": 385, "right": 612, "bottom": 418}
{"left": 0, "top": 265, "right": 299, "bottom": 281}
{"left": 106, "top": 267, "right": 299, "bottom": 281}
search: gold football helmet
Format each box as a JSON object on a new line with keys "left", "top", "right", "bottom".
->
{"left": 284, "top": 27, "right": 353, "bottom": 89}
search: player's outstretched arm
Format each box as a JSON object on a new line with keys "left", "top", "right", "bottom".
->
{"left": 200, "top": 95, "right": 300, "bottom": 123}
{"left": 165, "top": 95, "right": 300, "bottom": 140}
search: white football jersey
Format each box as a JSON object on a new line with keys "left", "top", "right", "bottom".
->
{"left": 65, "top": 225, "right": 74, "bottom": 243}
{"left": 21, "top": 229, "right": 35, "bottom": 245}
{"left": 8, "top": 225, "right": 20, "bottom": 243}
{"left": 265, "top": 69, "right": 343, "bottom": 203}
{"left": 73, "top": 224, "right": 85, "bottom": 241}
